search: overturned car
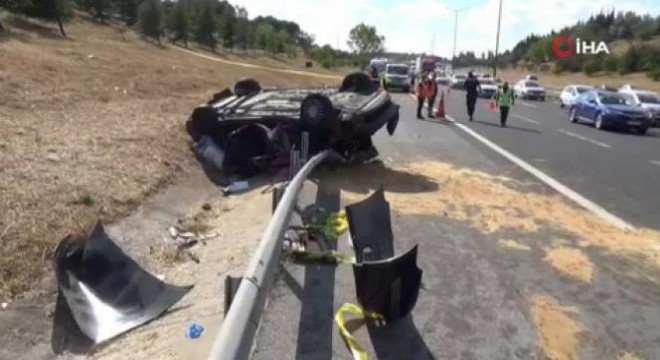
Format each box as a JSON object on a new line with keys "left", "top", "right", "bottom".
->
{"left": 186, "top": 73, "right": 400, "bottom": 176}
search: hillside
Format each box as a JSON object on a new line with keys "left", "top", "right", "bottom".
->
{"left": 0, "top": 14, "right": 339, "bottom": 299}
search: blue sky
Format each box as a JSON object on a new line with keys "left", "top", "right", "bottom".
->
{"left": 239, "top": 0, "right": 660, "bottom": 57}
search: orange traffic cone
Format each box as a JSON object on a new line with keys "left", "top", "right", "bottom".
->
{"left": 435, "top": 91, "right": 446, "bottom": 118}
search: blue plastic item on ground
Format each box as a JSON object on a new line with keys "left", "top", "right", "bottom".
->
{"left": 186, "top": 323, "right": 204, "bottom": 339}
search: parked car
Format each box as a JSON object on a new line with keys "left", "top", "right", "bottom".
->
{"left": 559, "top": 85, "right": 593, "bottom": 108}
{"left": 568, "top": 89, "right": 653, "bottom": 134}
{"left": 383, "top": 63, "right": 411, "bottom": 92}
{"left": 478, "top": 78, "right": 498, "bottom": 98}
{"left": 514, "top": 80, "right": 546, "bottom": 101}
{"left": 618, "top": 89, "right": 660, "bottom": 127}
{"left": 450, "top": 74, "right": 467, "bottom": 89}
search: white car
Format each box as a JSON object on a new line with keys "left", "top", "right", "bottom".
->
{"left": 436, "top": 74, "right": 451, "bottom": 86}
{"left": 450, "top": 74, "right": 467, "bottom": 89}
{"left": 525, "top": 74, "right": 539, "bottom": 81}
{"left": 514, "top": 80, "right": 546, "bottom": 101}
{"left": 383, "top": 63, "right": 411, "bottom": 92}
{"left": 619, "top": 89, "right": 660, "bottom": 127}
{"left": 559, "top": 85, "right": 593, "bottom": 108}
{"left": 478, "top": 78, "right": 498, "bottom": 98}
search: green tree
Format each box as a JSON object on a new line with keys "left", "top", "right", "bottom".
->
{"left": 111, "top": 0, "right": 138, "bottom": 25}
{"left": 255, "top": 23, "right": 275, "bottom": 52}
{"left": 311, "top": 45, "right": 336, "bottom": 68}
{"left": 6, "top": 0, "right": 74, "bottom": 36}
{"left": 582, "top": 59, "right": 602, "bottom": 76}
{"left": 167, "top": 0, "right": 189, "bottom": 47}
{"left": 77, "top": 0, "right": 111, "bottom": 21}
{"left": 272, "top": 29, "right": 289, "bottom": 54}
{"left": 347, "top": 23, "right": 385, "bottom": 64}
{"left": 296, "top": 31, "right": 315, "bottom": 55}
{"left": 602, "top": 55, "right": 618, "bottom": 73}
{"left": 234, "top": 6, "right": 250, "bottom": 50}
{"left": 137, "top": 0, "right": 163, "bottom": 44}
{"left": 219, "top": 12, "right": 235, "bottom": 50}
{"left": 618, "top": 46, "right": 639, "bottom": 74}
{"left": 194, "top": 1, "right": 217, "bottom": 50}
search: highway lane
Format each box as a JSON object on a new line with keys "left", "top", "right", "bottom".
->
{"left": 438, "top": 87, "right": 660, "bottom": 230}
{"left": 253, "top": 93, "right": 660, "bottom": 360}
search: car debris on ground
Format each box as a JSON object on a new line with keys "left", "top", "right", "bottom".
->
{"left": 53, "top": 221, "right": 193, "bottom": 347}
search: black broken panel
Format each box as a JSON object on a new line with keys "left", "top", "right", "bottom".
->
{"left": 345, "top": 186, "right": 394, "bottom": 262}
{"left": 346, "top": 187, "right": 423, "bottom": 321}
{"left": 54, "top": 221, "right": 193, "bottom": 344}
{"left": 352, "top": 246, "right": 422, "bottom": 321}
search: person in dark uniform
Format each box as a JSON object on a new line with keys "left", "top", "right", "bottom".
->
{"left": 463, "top": 72, "right": 481, "bottom": 121}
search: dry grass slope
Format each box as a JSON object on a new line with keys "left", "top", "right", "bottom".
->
{"left": 0, "top": 15, "right": 339, "bottom": 299}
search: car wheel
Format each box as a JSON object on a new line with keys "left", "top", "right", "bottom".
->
{"left": 638, "top": 127, "right": 648, "bottom": 135}
{"left": 569, "top": 108, "right": 578, "bottom": 123}
{"left": 300, "top": 93, "right": 338, "bottom": 134}
{"left": 340, "top": 72, "right": 377, "bottom": 95}
{"left": 234, "top": 78, "right": 261, "bottom": 97}
{"left": 403, "top": 86, "right": 410, "bottom": 93}
{"left": 595, "top": 113, "right": 604, "bottom": 130}
{"left": 560, "top": 101, "right": 565, "bottom": 108}
{"left": 540, "top": 97, "right": 545, "bottom": 102}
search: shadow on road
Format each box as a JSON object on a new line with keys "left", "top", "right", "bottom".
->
{"left": 294, "top": 181, "right": 340, "bottom": 360}
{"left": 368, "top": 315, "right": 435, "bottom": 360}
{"left": 470, "top": 119, "right": 542, "bottom": 134}
{"left": 311, "top": 160, "right": 439, "bottom": 196}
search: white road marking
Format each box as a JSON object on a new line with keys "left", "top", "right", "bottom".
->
{"left": 650, "top": 160, "right": 660, "bottom": 167}
{"left": 512, "top": 114, "right": 539, "bottom": 124}
{"left": 406, "top": 94, "right": 632, "bottom": 230}
{"left": 558, "top": 129, "right": 611, "bottom": 148}
{"left": 442, "top": 112, "right": 633, "bottom": 230}
{"left": 519, "top": 102, "right": 538, "bottom": 109}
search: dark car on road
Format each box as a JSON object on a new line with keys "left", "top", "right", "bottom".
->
{"left": 569, "top": 90, "right": 654, "bottom": 134}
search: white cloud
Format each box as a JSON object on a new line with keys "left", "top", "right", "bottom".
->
{"left": 239, "top": 0, "right": 660, "bottom": 56}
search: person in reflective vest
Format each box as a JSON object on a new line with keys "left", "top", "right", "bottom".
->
{"left": 416, "top": 75, "right": 428, "bottom": 119}
{"left": 426, "top": 73, "right": 438, "bottom": 117}
{"left": 495, "top": 82, "right": 515, "bottom": 127}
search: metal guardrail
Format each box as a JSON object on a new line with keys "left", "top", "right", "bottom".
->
{"left": 207, "top": 149, "right": 330, "bottom": 360}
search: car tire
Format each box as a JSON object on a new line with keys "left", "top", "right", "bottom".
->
{"left": 569, "top": 108, "right": 578, "bottom": 123}
{"left": 340, "top": 72, "right": 377, "bottom": 94}
{"left": 540, "top": 97, "right": 545, "bottom": 102}
{"left": 234, "top": 78, "right": 261, "bottom": 97}
{"left": 595, "top": 113, "right": 604, "bottom": 130}
{"left": 300, "top": 93, "right": 338, "bottom": 134}
{"left": 403, "top": 87, "right": 410, "bottom": 93}
{"left": 638, "top": 127, "right": 648, "bottom": 135}
{"left": 560, "top": 102, "right": 565, "bottom": 108}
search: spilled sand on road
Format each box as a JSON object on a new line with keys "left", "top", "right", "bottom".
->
{"left": 331, "top": 160, "right": 660, "bottom": 274}
{"left": 529, "top": 295, "right": 582, "bottom": 360}
{"left": 499, "top": 239, "right": 532, "bottom": 251}
{"left": 543, "top": 247, "right": 594, "bottom": 284}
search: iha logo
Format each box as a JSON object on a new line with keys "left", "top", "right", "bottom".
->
{"left": 552, "top": 35, "right": 610, "bottom": 58}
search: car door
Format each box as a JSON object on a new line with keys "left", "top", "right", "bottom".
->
{"left": 581, "top": 92, "right": 599, "bottom": 121}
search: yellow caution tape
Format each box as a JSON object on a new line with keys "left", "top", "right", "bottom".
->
{"left": 334, "top": 303, "right": 384, "bottom": 360}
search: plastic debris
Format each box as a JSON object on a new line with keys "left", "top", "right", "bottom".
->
{"left": 54, "top": 221, "right": 193, "bottom": 344}
{"left": 186, "top": 323, "right": 204, "bottom": 339}
{"left": 222, "top": 181, "right": 250, "bottom": 195}
{"left": 309, "top": 210, "right": 348, "bottom": 241}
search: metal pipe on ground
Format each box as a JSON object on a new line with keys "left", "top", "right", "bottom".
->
{"left": 207, "top": 150, "right": 330, "bottom": 360}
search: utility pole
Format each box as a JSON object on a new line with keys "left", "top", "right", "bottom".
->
{"left": 493, "top": 0, "right": 503, "bottom": 78}
{"left": 447, "top": 6, "right": 469, "bottom": 72}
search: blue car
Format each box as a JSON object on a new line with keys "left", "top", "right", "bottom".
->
{"left": 568, "top": 90, "right": 654, "bottom": 134}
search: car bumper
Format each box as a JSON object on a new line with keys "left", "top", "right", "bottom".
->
{"left": 604, "top": 114, "right": 652, "bottom": 129}
{"left": 479, "top": 90, "right": 496, "bottom": 98}
{"left": 524, "top": 92, "right": 545, "bottom": 99}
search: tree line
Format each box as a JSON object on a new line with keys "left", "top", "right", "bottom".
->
{"left": 456, "top": 10, "right": 660, "bottom": 81}
{"left": 1, "top": 1, "right": 388, "bottom": 70}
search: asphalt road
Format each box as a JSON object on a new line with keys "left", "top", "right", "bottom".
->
{"left": 252, "top": 93, "right": 660, "bottom": 359}
{"left": 437, "top": 87, "right": 660, "bottom": 230}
